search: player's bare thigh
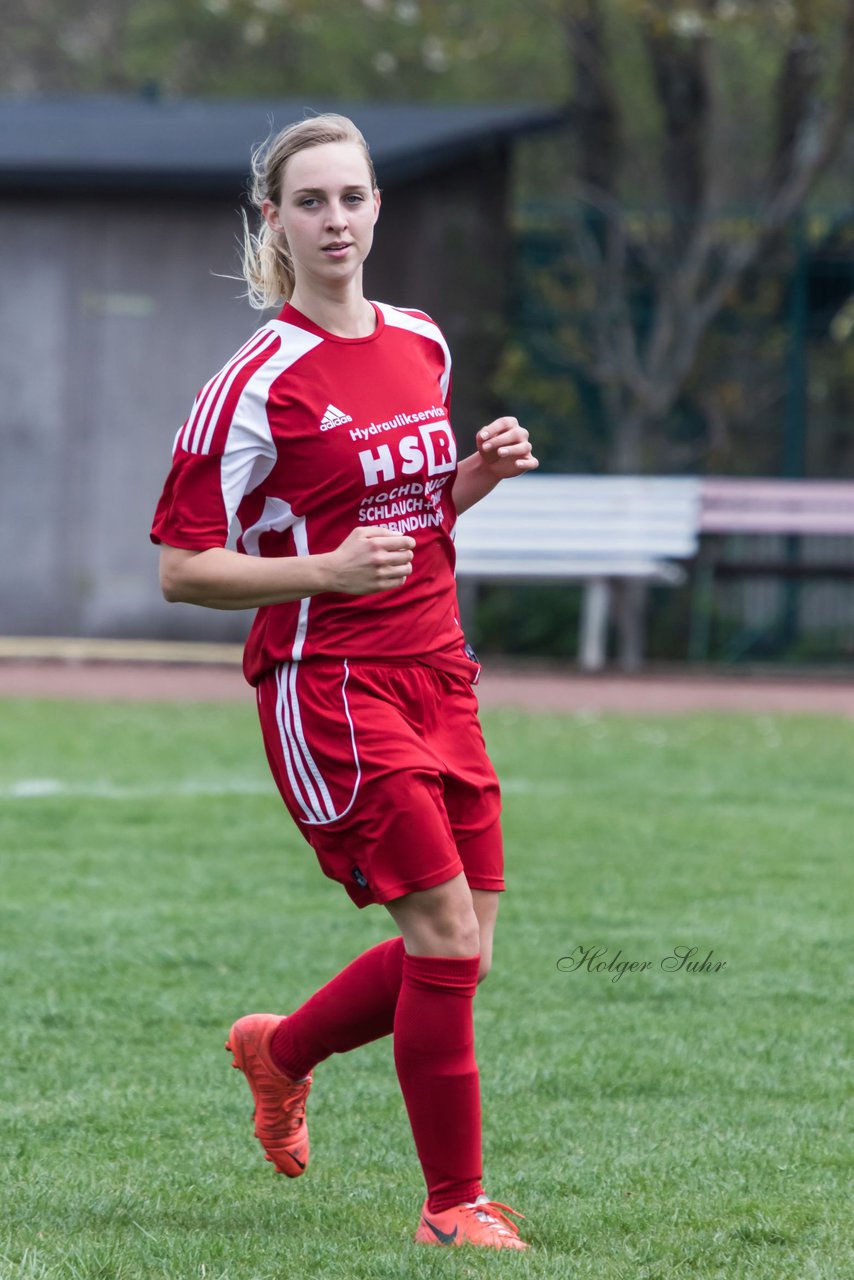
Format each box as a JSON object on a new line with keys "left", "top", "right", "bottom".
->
{"left": 385, "top": 872, "right": 499, "bottom": 983}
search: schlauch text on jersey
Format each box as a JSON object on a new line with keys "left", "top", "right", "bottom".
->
{"left": 358, "top": 472, "right": 450, "bottom": 530}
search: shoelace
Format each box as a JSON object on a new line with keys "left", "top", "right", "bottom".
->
{"left": 276, "top": 1078, "right": 311, "bottom": 1134}
{"left": 466, "top": 1199, "right": 526, "bottom": 1238}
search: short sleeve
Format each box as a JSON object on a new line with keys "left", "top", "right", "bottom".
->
{"left": 150, "top": 450, "right": 231, "bottom": 549}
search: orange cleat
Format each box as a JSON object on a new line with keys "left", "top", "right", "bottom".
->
{"left": 414, "top": 1195, "right": 529, "bottom": 1249}
{"left": 225, "top": 1013, "right": 312, "bottom": 1178}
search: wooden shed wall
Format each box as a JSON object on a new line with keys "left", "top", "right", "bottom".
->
{"left": 0, "top": 145, "right": 509, "bottom": 641}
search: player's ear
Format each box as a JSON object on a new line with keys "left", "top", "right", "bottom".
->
{"left": 262, "top": 198, "right": 284, "bottom": 234}
{"left": 372, "top": 188, "right": 381, "bottom": 225}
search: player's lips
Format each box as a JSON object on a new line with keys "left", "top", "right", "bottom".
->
{"left": 322, "top": 242, "right": 353, "bottom": 256}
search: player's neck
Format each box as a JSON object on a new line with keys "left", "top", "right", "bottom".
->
{"left": 289, "top": 281, "right": 376, "bottom": 339}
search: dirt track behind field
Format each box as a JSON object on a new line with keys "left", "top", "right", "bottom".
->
{"left": 2, "top": 658, "right": 854, "bottom": 717}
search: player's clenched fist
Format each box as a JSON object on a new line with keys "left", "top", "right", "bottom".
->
{"left": 326, "top": 526, "right": 416, "bottom": 595}
{"left": 476, "top": 417, "right": 538, "bottom": 478}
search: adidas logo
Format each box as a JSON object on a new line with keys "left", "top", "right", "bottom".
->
{"left": 319, "top": 404, "right": 353, "bottom": 431}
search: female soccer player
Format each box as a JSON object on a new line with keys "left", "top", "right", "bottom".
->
{"left": 151, "top": 113, "right": 537, "bottom": 1250}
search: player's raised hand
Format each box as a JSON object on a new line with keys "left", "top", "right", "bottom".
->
{"left": 476, "top": 417, "right": 538, "bottom": 479}
{"left": 326, "top": 526, "right": 415, "bottom": 595}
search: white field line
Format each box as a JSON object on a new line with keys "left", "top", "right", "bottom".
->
{"left": 0, "top": 775, "right": 564, "bottom": 801}
{"left": 0, "top": 777, "right": 274, "bottom": 800}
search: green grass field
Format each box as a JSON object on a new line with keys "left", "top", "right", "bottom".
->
{"left": 1, "top": 697, "right": 851, "bottom": 1280}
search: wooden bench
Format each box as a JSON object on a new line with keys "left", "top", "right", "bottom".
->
{"left": 691, "top": 477, "right": 854, "bottom": 659}
{"left": 454, "top": 474, "right": 700, "bottom": 671}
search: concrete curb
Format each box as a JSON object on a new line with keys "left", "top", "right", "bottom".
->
{"left": 0, "top": 636, "right": 244, "bottom": 666}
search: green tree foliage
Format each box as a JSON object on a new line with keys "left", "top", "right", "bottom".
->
{"left": 5, "top": 0, "right": 853, "bottom": 481}
{"left": 5, "top": 0, "right": 853, "bottom": 663}
{"left": 1, "top": 0, "right": 567, "bottom": 103}
{"left": 493, "top": 1, "right": 854, "bottom": 477}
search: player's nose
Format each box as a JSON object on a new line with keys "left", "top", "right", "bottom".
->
{"left": 326, "top": 201, "right": 349, "bottom": 230}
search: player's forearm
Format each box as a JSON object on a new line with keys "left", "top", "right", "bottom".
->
{"left": 452, "top": 453, "right": 502, "bottom": 515}
{"left": 160, "top": 546, "right": 334, "bottom": 610}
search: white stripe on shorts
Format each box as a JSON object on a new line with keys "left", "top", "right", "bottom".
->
{"left": 275, "top": 664, "right": 326, "bottom": 822}
{"left": 272, "top": 660, "right": 362, "bottom": 827}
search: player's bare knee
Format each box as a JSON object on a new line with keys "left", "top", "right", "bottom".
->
{"left": 386, "top": 873, "right": 481, "bottom": 956}
{"left": 428, "top": 909, "right": 480, "bottom": 956}
{"left": 405, "top": 904, "right": 479, "bottom": 956}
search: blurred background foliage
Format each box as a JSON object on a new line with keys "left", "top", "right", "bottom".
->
{"left": 5, "top": 0, "right": 854, "bottom": 662}
{"left": 9, "top": 0, "right": 850, "bottom": 471}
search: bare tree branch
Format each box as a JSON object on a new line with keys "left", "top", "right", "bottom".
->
{"left": 559, "top": 0, "right": 854, "bottom": 461}
{"left": 641, "top": 15, "right": 713, "bottom": 238}
{"left": 563, "top": 0, "right": 621, "bottom": 197}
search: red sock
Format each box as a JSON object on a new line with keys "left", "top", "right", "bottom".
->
{"left": 269, "top": 937, "right": 405, "bottom": 1079}
{"left": 393, "top": 953, "right": 483, "bottom": 1213}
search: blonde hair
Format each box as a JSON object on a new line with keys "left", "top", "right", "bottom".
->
{"left": 240, "top": 113, "right": 377, "bottom": 310}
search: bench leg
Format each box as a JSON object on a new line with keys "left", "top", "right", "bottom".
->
{"left": 616, "top": 579, "right": 647, "bottom": 672}
{"left": 579, "top": 578, "right": 611, "bottom": 672}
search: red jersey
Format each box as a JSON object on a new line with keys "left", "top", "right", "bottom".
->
{"left": 151, "top": 301, "right": 474, "bottom": 686}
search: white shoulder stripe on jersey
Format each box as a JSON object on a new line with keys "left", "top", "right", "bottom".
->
{"left": 198, "top": 331, "right": 280, "bottom": 456}
{"left": 212, "top": 326, "right": 324, "bottom": 529}
{"left": 178, "top": 319, "right": 325, "bottom": 458}
{"left": 180, "top": 328, "right": 275, "bottom": 456}
{"left": 374, "top": 301, "right": 452, "bottom": 401}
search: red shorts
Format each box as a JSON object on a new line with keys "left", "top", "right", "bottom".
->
{"left": 256, "top": 658, "right": 504, "bottom": 908}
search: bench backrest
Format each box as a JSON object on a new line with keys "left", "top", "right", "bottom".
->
{"left": 701, "top": 478, "right": 854, "bottom": 535}
{"left": 454, "top": 475, "right": 700, "bottom": 561}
